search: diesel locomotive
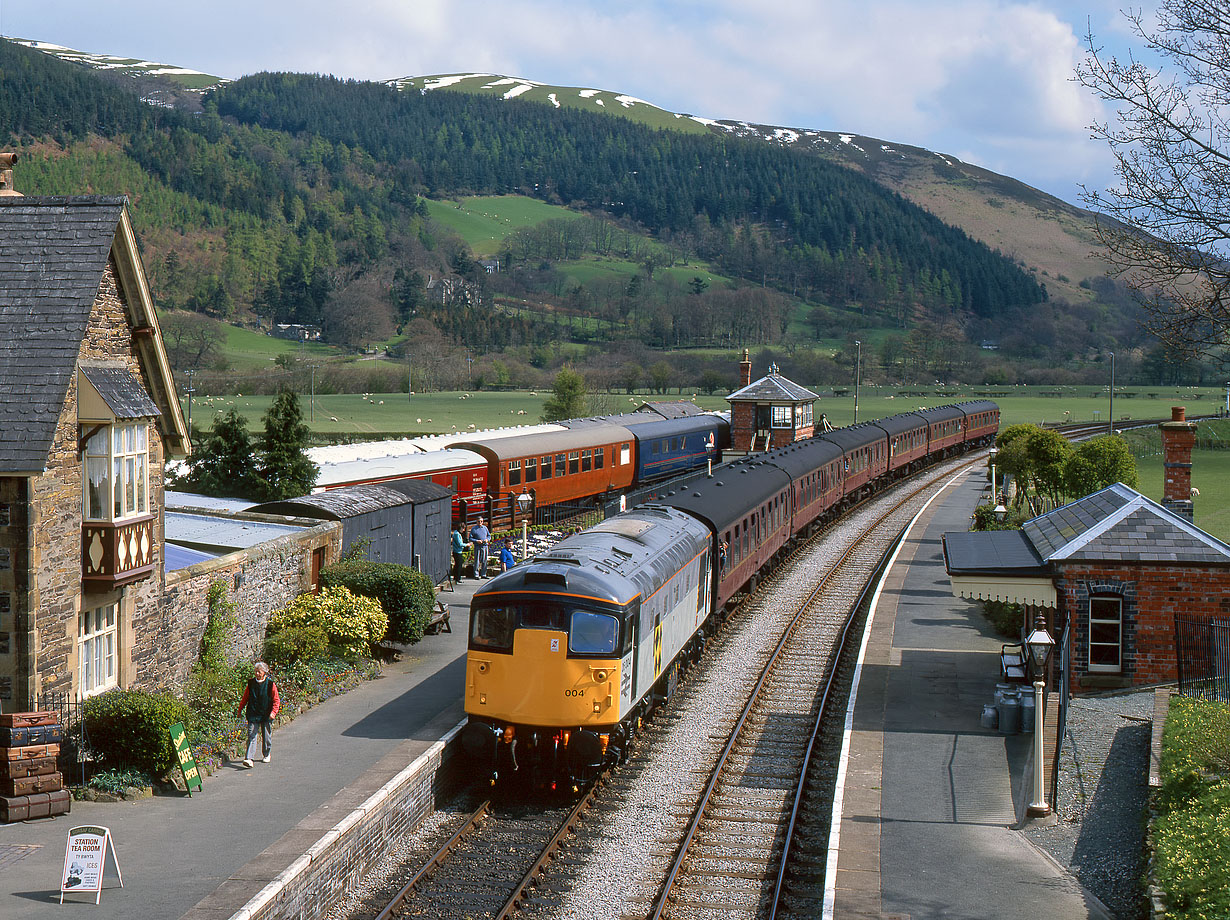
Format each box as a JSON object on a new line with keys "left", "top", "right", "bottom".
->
{"left": 460, "top": 401, "right": 999, "bottom": 786}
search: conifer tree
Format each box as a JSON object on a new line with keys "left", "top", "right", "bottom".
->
{"left": 259, "top": 389, "right": 319, "bottom": 500}
{"left": 178, "top": 408, "right": 265, "bottom": 499}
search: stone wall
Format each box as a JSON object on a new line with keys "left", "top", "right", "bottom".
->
{"left": 0, "top": 477, "right": 28, "bottom": 704}
{"left": 146, "top": 520, "right": 341, "bottom": 693}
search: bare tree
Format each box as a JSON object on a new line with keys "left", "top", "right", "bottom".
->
{"left": 1078, "top": 1, "right": 1230, "bottom": 358}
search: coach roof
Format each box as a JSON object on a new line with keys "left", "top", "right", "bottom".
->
{"left": 454, "top": 424, "right": 636, "bottom": 460}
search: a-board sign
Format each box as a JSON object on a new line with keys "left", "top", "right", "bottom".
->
{"left": 60, "top": 825, "right": 123, "bottom": 904}
{"left": 169, "top": 722, "right": 202, "bottom": 795}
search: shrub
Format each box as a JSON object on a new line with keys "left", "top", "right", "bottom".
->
{"left": 82, "top": 688, "right": 191, "bottom": 774}
{"left": 320, "top": 559, "right": 434, "bottom": 644}
{"left": 268, "top": 586, "right": 387, "bottom": 660}
{"left": 264, "top": 624, "right": 330, "bottom": 668}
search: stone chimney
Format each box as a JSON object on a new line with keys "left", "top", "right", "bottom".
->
{"left": 739, "top": 348, "right": 752, "bottom": 388}
{"left": 1159, "top": 406, "right": 1196, "bottom": 521}
{"left": 0, "top": 153, "right": 19, "bottom": 197}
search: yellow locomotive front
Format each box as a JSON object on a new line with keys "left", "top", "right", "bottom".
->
{"left": 461, "top": 591, "right": 634, "bottom": 788}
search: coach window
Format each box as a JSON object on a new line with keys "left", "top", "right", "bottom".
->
{"left": 508, "top": 460, "right": 522, "bottom": 486}
{"left": 620, "top": 442, "right": 631, "bottom": 465}
{"left": 525, "top": 458, "right": 537, "bottom": 483}
{"left": 557, "top": 453, "right": 567, "bottom": 476}
{"left": 568, "top": 451, "right": 580, "bottom": 474}
{"left": 1089, "top": 596, "right": 1123, "bottom": 673}
{"left": 596, "top": 447, "right": 605, "bottom": 469}
{"left": 541, "top": 455, "right": 552, "bottom": 479}
{"left": 582, "top": 449, "right": 593, "bottom": 472}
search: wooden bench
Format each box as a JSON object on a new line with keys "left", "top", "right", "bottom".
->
{"left": 425, "top": 600, "right": 451, "bottom": 635}
{"left": 1000, "top": 642, "right": 1027, "bottom": 683}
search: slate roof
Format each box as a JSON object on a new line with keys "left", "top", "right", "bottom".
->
{"left": 1023, "top": 483, "right": 1230, "bottom": 566}
{"left": 0, "top": 196, "right": 127, "bottom": 474}
{"left": 80, "top": 364, "right": 159, "bottom": 419}
{"left": 636, "top": 401, "right": 705, "bottom": 419}
{"left": 727, "top": 373, "right": 819, "bottom": 404}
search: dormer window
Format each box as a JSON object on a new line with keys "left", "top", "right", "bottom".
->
{"left": 84, "top": 423, "right": 148, "bottom": 521}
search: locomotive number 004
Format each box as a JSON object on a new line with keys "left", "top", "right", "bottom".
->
{"left": 564, "top": 689, "right": 585, "bottom": 697}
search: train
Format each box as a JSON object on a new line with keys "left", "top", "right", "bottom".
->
{"left": 308, "top": 405, "right": 730, "bottom": 527}
{"left": 460, "top": 401, "right": 1000, "bottom": 787}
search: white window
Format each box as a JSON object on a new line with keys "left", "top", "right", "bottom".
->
{"left": 1089, "top": 596, "right": 1122, "bottom": 673}
{"left": 84, "top": 423, "right": 148, "bottom": 522}
{"left": 772, "top": 405, "right": 792, "bottom": 428}
{"left": 79, "top": 603, "right": 118, "bottom": 697}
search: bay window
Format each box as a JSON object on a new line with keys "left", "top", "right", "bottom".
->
{"left": 85, "top": 423, "right": 148, "bottom": 521}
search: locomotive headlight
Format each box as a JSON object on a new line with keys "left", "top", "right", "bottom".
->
{"left": 593, "top": 669, "right": 608, "bottom": 682}
{"left": 477, "top": 661, "right": 488, "bottom": 673}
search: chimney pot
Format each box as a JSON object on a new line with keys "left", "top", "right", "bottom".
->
{"left": 1172, "top": 406, "right": 1186, "bottom": 422}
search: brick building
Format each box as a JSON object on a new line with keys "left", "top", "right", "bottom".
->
{"left": 943, "top": 408, "right": 1230, "bottom": 693}
{"left": 726, "top": 350, "right": 820, "bottom": 452}
{"left": 0, "top": 195, "right": 193, "bottom": 707}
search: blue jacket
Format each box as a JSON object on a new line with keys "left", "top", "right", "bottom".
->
{"left": 499, "top": 546, "right": 516, "bottom": 569}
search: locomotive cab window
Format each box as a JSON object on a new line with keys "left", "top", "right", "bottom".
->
{"left": 570, "top": 611, "right": 619, "bottom": 656}
{"left": 471, "top": 605, "right": 517, "bottom": 651}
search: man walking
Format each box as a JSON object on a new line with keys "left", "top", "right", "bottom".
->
{"left": 469, "top": 516, "right": 491, "bottom": 578}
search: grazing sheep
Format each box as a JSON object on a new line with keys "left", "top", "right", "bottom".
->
{"left": 1191, "top": 487, "right": 1201, "bottom": 497}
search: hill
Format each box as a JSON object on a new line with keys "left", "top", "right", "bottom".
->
{"left": 3, "top": 38, "right": 1179, "bottom": 392}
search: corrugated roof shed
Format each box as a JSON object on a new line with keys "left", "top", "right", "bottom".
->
{"left": 0, "top": 196, "right": 126, "bottom": 474}
{"left": 250, "top": 484, "right": 417, "bottom": 519}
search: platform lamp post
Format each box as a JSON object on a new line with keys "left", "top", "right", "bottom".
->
{"left": 517, "top": 491, "right": 533, "bottom": 559}
{"left": 1026, "top": 611, "right": 1056, "bottom": 818}
{"left": 1108, "top": 351, "right": 1115, "bottom": 435}
{"left": 988, "top": 446, "right": 1007, "bottom": 521}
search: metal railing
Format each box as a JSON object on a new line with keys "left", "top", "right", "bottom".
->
{"left": 1175, "top": 614, "right": 1230, "bottom": 703}
{"left": 35, "top": 691, "right": 93, "bottom": 788}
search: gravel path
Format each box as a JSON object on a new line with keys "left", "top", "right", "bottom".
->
{"left": 1025, "top": 689, "right": 1156, "bottom": 920}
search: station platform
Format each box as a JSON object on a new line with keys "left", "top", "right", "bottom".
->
{"left": 829, "top": 467, "right": 1114, "bottom": 919}
{"left": 0, "top": 474, "right": 1116, "bottom": 919}
{"left": 0, "top": 575, "right": 479, "bottom": 920}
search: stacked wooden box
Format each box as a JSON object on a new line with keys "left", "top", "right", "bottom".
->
{"left": 0, "top": 711, "right": 70, "bottom": 822}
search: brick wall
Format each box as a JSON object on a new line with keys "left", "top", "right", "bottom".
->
{"left": 1056, "top": 561, "right": 1230, "bottom": 692}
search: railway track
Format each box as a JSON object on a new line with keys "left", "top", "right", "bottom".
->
{"left": 642, "top": 463, "right": 969, "bottom": 920}
{"left": 367, "top": 785, "right": 598, "bottom": 920}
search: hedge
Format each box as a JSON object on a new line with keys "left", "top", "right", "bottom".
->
{"left": 320, "top": 559, "right": 435, "bottom": 644}
{"left": 82, "top": 688, "right": 191, "bottom": 774}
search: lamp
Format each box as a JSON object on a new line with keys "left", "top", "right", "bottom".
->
{"left": 516, "top": 491, "right": 533, "bottom": 558}
{"left": 1026, "top": 610, "right": 1055, "bottom": 817}
{"left": 988, "top": 447, "right": 1007, "bottom": 520}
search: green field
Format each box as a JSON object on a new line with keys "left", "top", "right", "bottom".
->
{"left": 218, "top": 324, "right": 343, "bottom": 374}
{"left": 422, "top": 196, "right": 583, "bottom": 255}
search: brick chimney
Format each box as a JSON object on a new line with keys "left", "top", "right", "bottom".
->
{"left": 0, "top": 152, "right": 19, "bottom": 197}
{"left": 1159, "top": 406, "right": 1196, "bottom": 521}
{"left": 739, "top": 348, "right": 752, "bottom": 388}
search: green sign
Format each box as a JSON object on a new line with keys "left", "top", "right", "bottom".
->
{"left": 168, "top": 722, "right": 202, "bottom": 795}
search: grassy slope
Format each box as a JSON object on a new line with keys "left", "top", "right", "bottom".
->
{"left": 423, "top": 195, "right": 584, "bottom": 256}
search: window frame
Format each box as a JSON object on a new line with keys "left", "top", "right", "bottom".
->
{"left": 1088, "top": 595, "right": 1123, "bottom": 673}
{"left": 79, "top": 603, "right": 119, "bottom": 698}
{"left": 84, "top": 422, "right": 149, "bottom": 523}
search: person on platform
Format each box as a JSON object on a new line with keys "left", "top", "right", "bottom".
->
{"left": 451, "top": 522, "right": 469, "bottom": 583}
{"left": 499, "top": 539, "right": 517, "bottom": 572}
{"left": 469, "top": 516, "right": 491, "bottom": 578}
{"left": 237, "top": 661, "right": 280, "bottom": 768}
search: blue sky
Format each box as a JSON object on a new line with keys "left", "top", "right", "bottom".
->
{"left": 0, "top": 1, "right": 1150, "bottom": 206}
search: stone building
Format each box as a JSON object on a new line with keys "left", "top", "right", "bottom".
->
{"left": 726, "top": 350, "right": 820, "bottom": 452}
{"left": 0, "top": 191, "right": 345, "bottom": 711}
{"left": 0, "top": 195, "right": 190, "bottom": 708}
